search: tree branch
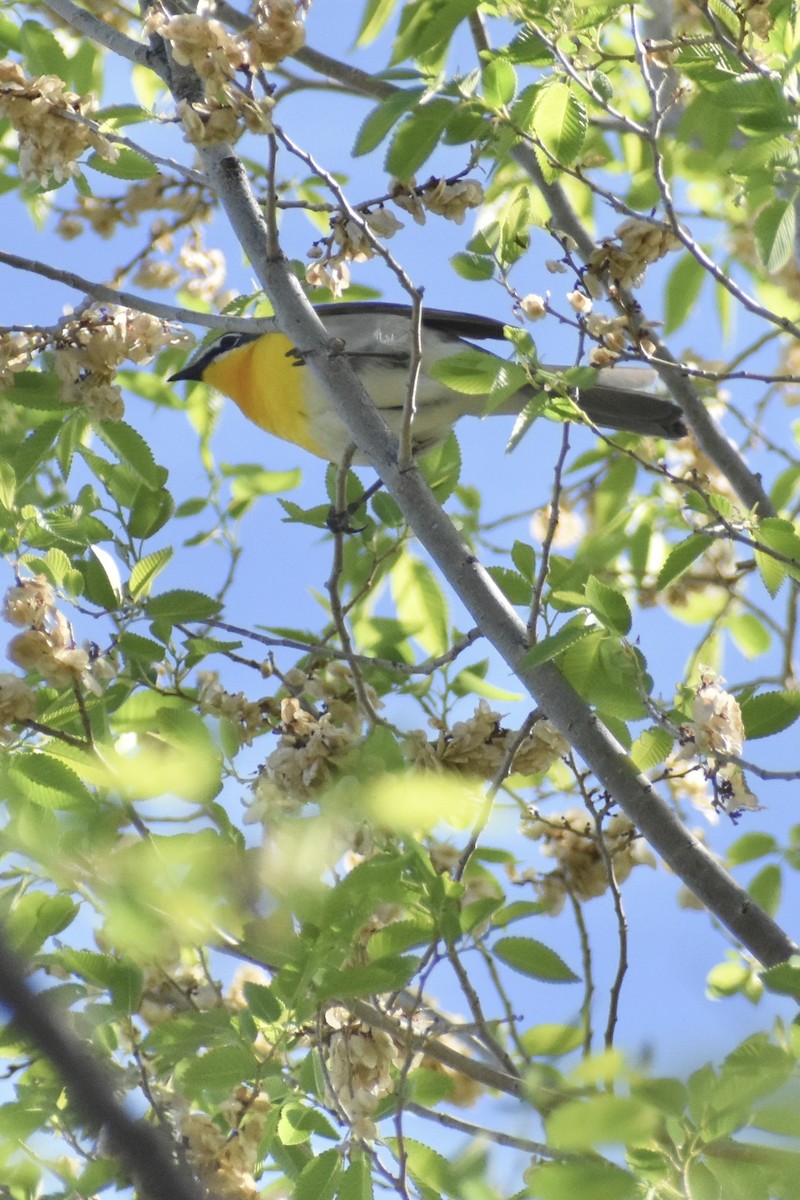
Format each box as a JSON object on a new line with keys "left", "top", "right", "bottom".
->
{"left": 0, "top": 928, "right": 207, "bottom": 1200}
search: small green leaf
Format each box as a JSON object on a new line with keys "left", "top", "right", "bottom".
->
{"left": 20, "top": 19, "right": 68, "bottom": 78}
{"left": 727, "top": 612, "right": 770, "bottom": 659}
{"left": 517, "top": 79, "right": 587, "bottom": 175}
{"left": 547, "top": 1093, "right": 661, "bottom": 1150}
{"left": 494, "top": 936, "right": 579, "bottom": 982}
{"left": 97, "top": 420, "right": 167, "bottom": 490}
{"left": 760, "top": 956, "right": 800, "bottom": 997}
{"left": 353, "top": 88, "right": 426, "bottom": 156}
{"left": 740, "top": 690, "right": 800, "bottom": 739}
{"left": 664, "top": 252, "right": 706, "bottom": 333}
{"left": 292, "top": 1149, "right": 341, "bottom": 1200}
{"left": 89, "top": 543, "right": 123, "bottom": 603}
{"left": 391, "top": 554, "right": 449, "bottom": 656}
{"left": 147, "top": 589, "right": 221, "bottom": 622}
{"left": 14, "top": 420, "right": 63, "bottom": 484}
{"left": 5, "top": 892, "right": 79, "bottom": 957}
{"left": 525, "top": 1159, "right": 639, "bottom": 1200}
{"left": 356, "top": 0, "right": 399, "bottom": 45}
{"left": 9, "top": 753, "right": 94, "bottom": 811}
{"left": 0, "top": 460, "right": 16, "bottom": 508}
{"left": 128, "top": 548, "right": 173, "bottom": 599}
{"left": 450, "top": 251, "right": 495, "bottom": 280}
{"left": 585, "top": 576, "right": 631, "bottom": 636}
{"left": 726, "top": 832, "right": 778, "bottom": 866}
{"left": 482, "top": 57, "right": 517, "bottom": 109}
{"left": 630, "top": 726, "right": 674, "bottom": 771}
{"left": 316, "top": 956, "right": 419, "bottom": 1000}
{"left": 277, "top": 1102, "right": 337, "bottom": 1145}
{"left": 57, "top": 949, "right": 143, "bottom": 1013}
{"left": 175, "top": 1045, "right": 261, "bottom": 1095}
{"left": 243, "top": 981, "right": 282, "bottom": 1022}
{"left": 519, "top": 620, "right": 594, "bottom": 669}
{"left": 657, "top": 534, "right": 713, "bottom": 590}
{"left": 486, "top": 565, "right": 531, "bottom": 605}
{"left": 385, "top": 98, "right": 457, "bottom": 178}
{"left": 754, "top": 196, "right": 796, "bottom": 273}
{"left": 747, "top": 863, "right": 781, "bottom": 917}
{"left": 86, "top": 147, "right": 157, "bottom": 180}
{"left": 511, "top": 539, "right": 536, "bottom": 581}
{"left": 520, "top": 1023, "right": 583, "bottom": 1056}
{"left": 391, "top": 0, "right": 482, "bottom": 63}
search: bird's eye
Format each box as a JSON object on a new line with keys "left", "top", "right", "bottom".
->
{"left": 218, "top": 333, "right": 242, "bottom": 352}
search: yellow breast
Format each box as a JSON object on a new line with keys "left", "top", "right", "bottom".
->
{"left": 202, "top": 331, "right": 329, "bottom": 458}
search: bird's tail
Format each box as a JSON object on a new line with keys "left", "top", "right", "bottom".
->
{"left": 493, "top": 366, "right": 687, "bottom": 440}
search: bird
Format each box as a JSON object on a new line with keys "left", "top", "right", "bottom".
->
{"left": 168, "top": 302, "right": 686, "bottom": 464}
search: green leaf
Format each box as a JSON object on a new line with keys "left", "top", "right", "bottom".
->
{"left": 547, "top": 1094, "right": 661, "bottom": 1149}
{"left": 243, "top": 981, "right": 282, "bottom": 1022}
{"left": 277, "top": 1102, "right": 338, "bottom": 1145}
{"left": 727, "top": 612, "right": 770, "bottom": 660}
{"left": 147, "top": 589, "right": 221, "bottom": 623}
{"left": 86, "top": 147, "right": 157, "bottom": 180}
{"left": 353, "top": 88, "right": 426, "bottom": 156}
{"left": 740, "top": 690, "right": 800, "bottom": 739}
{"left": 0, "top": 459, "right": 16, "bottom": 508}
{"left": 519, "top": 619, "right": 594, "bottom": 669}
{"left": 4, "top": 892, "right": 79, "bottom": 957}
{"left": 20, "top": 20, "right": 68, "bottom": 78}
{"left": 128, "top": 548, "right": 174, "bottom": 599}
{"left": 57, "top": 949, "right": 143, "bottom": 1013}
{"left": 630, "top": 725, "right": 674, "bottom": 771}
{"left": 520, "top": 1023, "right": 583, "bottom": 1056}
{"left": 494, "top": 937, "right": 579, "bottom": 982}
{"left": 486, "top": 565, "right": 531, "bottom": 605}
{"left": 657, "top": 534, "right": 713, "bottom": 590}
{"left": 89, "top": 543, "right": 123, "bottom": 604}
{"left": 175, "top": 1045, "right": 262, "bottom": 1096}
{"left": 0, "top": 15, "right": 22, "bottom": 53}
{"left": 338, "top": 1155, "right": 374, "bottom": 1200}
{"left": 118, "top": 631, "right": 166, "bottom": 665}
{"left": 584, "top": 576, "right": 631, "bottom": 636}
{"left": 727, "top": 831, "right": 778, "bottom": 866}
{"left": 14, "top": 420, "right": 64, "bottom": 484}
{"left": 514, "top": 80, "right": 587, "bottom": 177}
{"left": 755, "top": 516, "right": 800, "bottom": 596}
{"left": 511, "top": 539, "right": 536, "bottom": 581}
{"left": 428, "top": 347, "right": 527, "bottom": 399}
{"left": 9, "top": 753, "right": 94, "bottom": 811}
{"left": 525, "top": 1159, "right": 639, "bottom": 1200}
{"left": 391, "top": 554, "right": 449, "bottom": 656}
{"left": 385, "top": 1137, "right": 461, "bottom": 1196}
{"left": 385, "top": 98, "right": 457, "bottom": 178}
{"left": 356, "top": 0, "right": 399, "bottom": 45}
{"left": 226, "top": 465, "right": 302, "bottom": 499}
{"left": 760, "top": 956, "right": 800, "bottom": 997}
{"left": 747, "top": 863, "right": 781, "bottom": 917}
{"left": 95, "top": 104, "right": 153, "bottom": 128}
{"left": 664, "top": 252, "right": 706, "bottom": 333}
{"left": 482, "top": 58, "right": 517, "bottom": 109}
{"left": 96, "top": 420, "right": 167, "bottom": 489}
{"left": 392, "top": 0, "right": 483, "bottom": 64}
{"left": 450, "top": 251, "right": 495, "bottom": 280}
{"left": 292, "top": 1149, "right": 341, "bottom": 1200}
{"left": 754, "top": 197, "right": 796, "bottom": 273}
{"left": 316, "top": 956, "right": 419, "bottom": 1000}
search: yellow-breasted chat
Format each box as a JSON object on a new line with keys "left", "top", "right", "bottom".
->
{"left": 168, "top": 302, "right": 686, "bottom": 464}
